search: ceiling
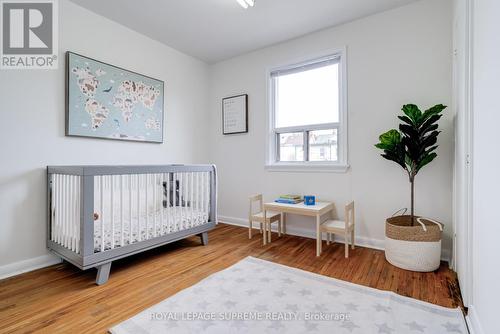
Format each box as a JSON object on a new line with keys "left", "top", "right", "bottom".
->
{"left": 69, "top": 0, "right": 418, "bottom": 63}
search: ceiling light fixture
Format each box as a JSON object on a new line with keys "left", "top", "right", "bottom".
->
{"left": 237, "top": 0, "right": 255, "bottom": 9}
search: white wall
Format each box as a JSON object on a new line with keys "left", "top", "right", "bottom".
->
{"left": 208, "top": 0, "right": 454, "bottom": 255}
{"left": 0, "top": 0, "right": 209, "bottom": 272}
{"left": 468, "top": 1, "right": 500, "bottom": 333}
{"left": 452, "top": 0, "right": 472, "bottom": 306}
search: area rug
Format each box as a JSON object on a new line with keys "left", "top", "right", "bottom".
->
{"left": 110, "top": 257, "right": 468, "bottom": 334}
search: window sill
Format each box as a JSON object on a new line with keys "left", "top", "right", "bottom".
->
{"left": 265, "top": 163, "right": 349, "bottom": 173}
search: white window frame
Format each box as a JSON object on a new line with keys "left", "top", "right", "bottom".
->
{"left": 265, "top": 48, "right": 349, "bottom": 173}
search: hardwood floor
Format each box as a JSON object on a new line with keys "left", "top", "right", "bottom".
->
{"left": 0, "top": 223, "right": 463, "bottom": 333}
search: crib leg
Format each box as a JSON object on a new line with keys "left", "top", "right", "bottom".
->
{"left": 96, "top": 262, "right": 112, "bottom": 285}
{"left": 199, "top": 232, "right": 209, "bottom": 246}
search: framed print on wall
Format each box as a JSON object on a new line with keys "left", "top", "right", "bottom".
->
{"left": 66, "top": 52, "right": 165, "bottom": 143}
{"left": 222, "top": 94, "right": 248, "bottom": 135}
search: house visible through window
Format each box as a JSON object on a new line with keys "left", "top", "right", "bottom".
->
{"left": 268, "top": 52, "right": 347, "bottom": 170}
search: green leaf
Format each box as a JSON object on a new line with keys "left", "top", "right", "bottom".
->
{"left": 421, "top": 131, "right": 440, "bottom": 149}
{"left": 424, "top": 145, "right": 438, "bottom": 155}
{"left": 375, "top": 129, "right": 401, "bottom": 150}
{"left": 417, "top": 152, "right": 437, "bottom": 172}
{"left": 422, "top": 104, "right": 447, "bottom": 122}
{"left": 382, "top": 152, "right": 406, "bottom": 169}
{"left": 419, "top": 114, "right": 442, "bottom": 134}
{"left": 399, "top": 124, "right": 419, "bottom": 138}
{"left": 398, "top": 115, "right": 414, "bottom": 126}
{"left": 402, "top": 136, "right": 421, "bottom": 164}
{"left": 376, "top": 129, "right": 406, "bottom": 169}
{"left": 402, "top": 104, "right": 422, "bottom": 124}
{"left": 420, "top": 122, "right": 439, "bottom": 136}
{"left": 404, "top": 153, "right": 412, "bottom": 164}
{"left": 376, "top": 103, "right": 445, "bottom": 175}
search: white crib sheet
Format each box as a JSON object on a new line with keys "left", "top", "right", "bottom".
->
{"left": 93, "top": 207, "right": 208, "bottom": 252}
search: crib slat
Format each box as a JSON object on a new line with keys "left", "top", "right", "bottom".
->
{"left": 186, "top": 173, "right": 189, "bottom": 227}
{"left": 166, "top": 173, "right": 171, "bottom": 233}
{"left": 54, "top": 175, "right": 59, "bottom": 244}
{"left": 71, "top": 176, "right": 76, "bottom": 251}
{"left": 58, "top": 174, "right": 62, "bottom": 245}
{"left": 100, "top": 176, "right": 104, "bottom": 252}
{"left": 63, "top": 176, "right": 67, "bottom": 249}
{"left": 129, "top": 175, "right": 132, "bottom": 246}
{"left": 110, "top": 176, "right": 115, "bottom": 249}
{"left": 137, "top": 175, "right": 142, "bottom": 241}
{"left": 50, "top": 175, "right": 54, "bottom": 242}
{"left": 204, "top": 172, "right": 207, "bottom": 220}
{"left": 64, "top": 175, "right": 69, "bottom": 248}
{"left": 172, "top": 173, "right": 176, "bottom": 232}
{"left": 176, "top": 173, "right": 180, "bottom": 231}
{"left": 160, "top": 173, "right": 164, "bottom": 236}
{"left": 59, "top": 175, "right": 63, "bottom": 246}
{"left": 145, "top": 174, "right": 149, "bottom": 239}
{"left": 203, "top": 172, "right": 207, "bottom": 222}
{"left": 197, "top": 172, "right": 201, "bottom": 226}
{"left": 73, "top": 176, "right": 78, "bottom": 252}
{"left": 175, "top": 173, "right": 179, "bottom": 231}
{"left": 179, "top": 173, "right": 186, "bottom": 230}
{"left": 55, "top": 175, "right": 60, "bottom": 244}
{"left": 62, "top": 175, "right": 66, "bottom": 245}
{"left": 205, "top": 172, "right": 209, "bottom": 221}
{"left": 201, "top": 172, "right": 205, "bottom": 224}
{"left": 75, "top": 176, "right": 80, "bottom": 254}
{"left": 120, "top": 175, "right": 125, "bottom": 247}
{"left": 188, "top": 172, "right": 192, "bottom": 228}
{"left": 60, "top": 175, "right": 64, "bottom": 244}
{"left": 61, "top": 175, "right": 65, "bottom": 247}
{"left": 69, "top": 176, "right": 73, "bottom": 251}
{"left": 70, "top": 176, "right": 74, "bottom": 250}
{"left": 190, "top": 172, "right": 194, "bottom": 228}
{"left": 136, "top": 175, "right": 139, "bottom": 242}
{"left": 196, "top": 172, "right": 200, "bottom": 221}
{"left": 153, "top": 174, "right": 157, "bottom": 237}
{"left": 207, "top": 172, "right": 211, "bottom": 220}
{"left": 68, "top": 176, "right": 73, "bottom": 251}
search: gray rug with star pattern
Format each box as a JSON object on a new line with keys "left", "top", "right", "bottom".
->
{"left": 110, "top": 257, "right": 468, "bottom": 334}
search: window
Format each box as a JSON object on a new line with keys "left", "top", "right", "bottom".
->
{"left": 267, "top": 51, "right": 348, "bottom": 172}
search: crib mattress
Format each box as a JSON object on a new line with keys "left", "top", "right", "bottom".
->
{"left": 93, "top": 207, "right": 208, "bottom": 252}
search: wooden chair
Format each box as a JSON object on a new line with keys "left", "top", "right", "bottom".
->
{"left": 319, "top": 201, "right": 355, "bottom": 258}
{"left": 248, "top": 194, "right": 282, "bottom": 243}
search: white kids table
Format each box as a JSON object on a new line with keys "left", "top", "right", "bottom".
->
{"left": 263, "top": 201, "right": 335, "bottom": 256}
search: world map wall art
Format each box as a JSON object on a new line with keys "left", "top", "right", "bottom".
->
{"left": 66, "top": 52, "right": 164, "bottom": 143}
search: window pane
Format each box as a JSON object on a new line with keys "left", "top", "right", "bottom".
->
{"left": 275, "top": 63, "right": 339, "bottom": 128}
{"left": 309, "top": 129, "right": 338, "bottom": 162}
{"left": 279, "top": 132, "right": 304, "bottom": 162}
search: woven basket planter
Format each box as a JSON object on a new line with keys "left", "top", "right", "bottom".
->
{"left": 385, "top": 215, "right": 443, "bottom": 272}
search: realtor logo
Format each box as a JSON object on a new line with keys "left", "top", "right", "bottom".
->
{"left": 1, "top": 0, "right": 58, "bottom": 69}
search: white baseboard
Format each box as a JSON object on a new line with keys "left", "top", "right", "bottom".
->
{"left": 0, "top": 254, "right": 61, "bottom": 280}
{"left": 219, "top": 215, "right": 451, "bottom": 262}
{"left": 466, "top": 305, "right": 484, "bottom": 334}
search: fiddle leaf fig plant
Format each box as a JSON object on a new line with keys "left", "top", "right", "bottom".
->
{"left": 375, "top": 104, "right": 446, "bottom": 225}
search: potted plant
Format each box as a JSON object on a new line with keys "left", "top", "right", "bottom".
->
{"left": 375, "top": 104, "right": 446, "bottom": 272}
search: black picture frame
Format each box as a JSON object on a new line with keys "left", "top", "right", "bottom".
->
{"left": 222, "top": 94, "right": 248, "bottom": 135}
{"left": 65, "top": 51, "right": 165, "bottom": 143}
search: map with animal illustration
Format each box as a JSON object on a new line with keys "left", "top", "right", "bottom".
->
{"left": 66, "top": 52, "right": 164, "bottom": 142}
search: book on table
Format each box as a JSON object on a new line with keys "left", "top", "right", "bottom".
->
{"left": 275, "top": 195, "right": 303, "bottom": 204}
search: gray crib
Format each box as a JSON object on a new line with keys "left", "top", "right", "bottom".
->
{"left": 47, "top": 165, "right": 217, "bottom": 285}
